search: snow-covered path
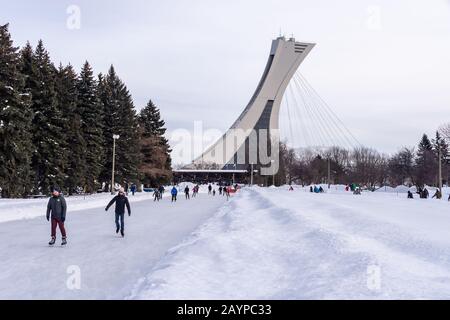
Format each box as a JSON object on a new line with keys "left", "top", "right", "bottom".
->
{"left": 0, "top": 193, "right": 225, "bottom": 299}
{"left": 131, "top": 187, "right": 450, "bottom": 300}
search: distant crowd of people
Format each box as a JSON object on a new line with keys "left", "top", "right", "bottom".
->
{"left": 408, "top": 187, "right": 447, "bottom": 200}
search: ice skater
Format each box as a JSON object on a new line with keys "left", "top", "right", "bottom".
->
{"left": 130, "top": 183, "right": 137, "bottom": 196}
{"left": 153, "top": 188, "right": 161, "bottom": 201}
{"left": 171, "top": 186, "right": 178, "bottom": 202}
{"left": 105, "top": 188, "right": 131, "bottom": 237}
{"left": 46, "top": 186, "right": 67, "bottom": 246}
{"left": 184, "top": 185, "right": 190, "bottom": 200}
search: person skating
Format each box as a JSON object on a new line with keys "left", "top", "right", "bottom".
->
{"left": 130, "top": 183, "right": 137, "bottom": 196}
{"left": 105, "top": 188, "right": 131, "bottom": 237}
{"left": 213, "top": 189, "right": 216, "bottom": 196}
{"left": 192, "top": 185, "right": 199, "bottom": 198}
{"left": 408, "top": 191, "right": 414, "bottom": 199}
{"left": 153, "top": 188, "right": 161, "bottom": 201}
{"left": 208, "top": 184, "right": 212, "bottom": 195}
{"left": 158, "top": 186, "right": 165, "bottom": 200}
{"left": 184, "top": 186, "right": 190, "bottom": 200}
{"left": 124, "top": 182, "right": 129, "bottom": 195}
{"left": 171, "top": 186, "right": 178, "bottom": 202}
{"left": 219, "top": 186, "right": 223, "bottom": 195}
{"left": 226, "top": 186, "right": 231, "bottom": 200}
{"left": 46, "top": 186, "right": 67, "bottom": 246}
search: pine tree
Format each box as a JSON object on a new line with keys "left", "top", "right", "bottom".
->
{"left": 55, "top": 64, "right": 86, "bottom": 194}
{"left": 138, "top": 100, "right": 172, "bottom": 186}
{"left": 0, "top": 24, "right": 33, "bottom": 198}
{"left": 415, "top": 134, "right": 436, "bottom": 187}
{"left": 432, "top": 131, "right": 449, "bottom": 162}
{"left": 99, "top": 66, "right": 140, "bottom": 188}
{"left": 20, "top": 40, "right": 66, "bottom": 194}
{"left": 77, "top": 61, "right": 104, "bottom": 193}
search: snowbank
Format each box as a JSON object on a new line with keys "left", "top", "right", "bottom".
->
{"left": 129, "top": 186, "right": 450, "bottom": 300}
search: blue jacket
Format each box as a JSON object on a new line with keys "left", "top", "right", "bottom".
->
{"left": 171, "top": 187, "right": 178, "bottom": 195}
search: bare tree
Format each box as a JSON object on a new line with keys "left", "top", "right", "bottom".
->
{"left": 388, "top": 147, "right": 415, "bottom": 186}
{"left": 439, "top": 123, "right": 450, "bottom": 143}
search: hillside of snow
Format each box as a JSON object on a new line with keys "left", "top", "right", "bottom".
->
{"left": 130, "top": 186, "right": 450, "bottom": 300}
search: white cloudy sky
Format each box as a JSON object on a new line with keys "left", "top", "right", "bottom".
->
{"left": 2, "top": 0, "right": 449, "bottom": 164}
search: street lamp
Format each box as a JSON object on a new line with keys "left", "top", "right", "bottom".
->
{"left": 250, "top": 163, "right": 254, "bottom": 186}
{"left": 270, "top": 159, "right": 275, "bottom": 186}
{"left": 111, "top": 134, "right": 120, "bottom": 194}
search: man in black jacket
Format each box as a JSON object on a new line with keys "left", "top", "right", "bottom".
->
{"left": 46, "top": 186, "right": 67, "bottom": 246}
{"left": 105, "top": 188, "right": 131, "bottom": 237}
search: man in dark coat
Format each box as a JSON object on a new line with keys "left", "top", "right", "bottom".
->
{"left": 105, "top": 188, "right": 131, "bottom": 237}
{"left": 46, "top": 186, "right": 67, "bottom": 246}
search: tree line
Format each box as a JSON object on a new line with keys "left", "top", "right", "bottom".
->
{"left": 277, "top": 127, "right": 450, "bottom": 189}
{"left": 0, "top": 24, "right": 172, "bottom": 198}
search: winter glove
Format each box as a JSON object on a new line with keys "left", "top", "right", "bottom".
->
{"left": 61, "top": 218, "right": 65, "bottom": 223}
{"left": 46, "top": 216, "right": 49, "bottom": 222}
{"left": 105, "top": 207, "right": 108, "bottom": 212}
{"left": 128, "top": 213, "right": 131, "bottom": 217}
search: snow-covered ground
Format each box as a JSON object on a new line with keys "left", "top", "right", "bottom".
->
{"left": 130, "top": 186, "right": 450, "bottom": 300}
{"left": 1, "top": 185, "right": 450, "bottom": 299}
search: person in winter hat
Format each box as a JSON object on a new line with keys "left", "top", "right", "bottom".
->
{"left": 105, "top": 187, "right": 131, "bottom": 237}
{"left": 46, "top": 186, "right": 67, "bottom": 246}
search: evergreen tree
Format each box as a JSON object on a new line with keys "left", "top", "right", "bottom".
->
{"left": 99, "top": 66, "right": 140, "bottom": 188}
{"left": 21, "top": 40, "right": 66, "bottom": 194}
{"left": 432, "top": 131, "right": 449, "bottom": 162}
{"left": 77, "top": 61, "right": 104, "bottom": 193}
{"left": 0, "top": 24, "right": 33, "bottom": 198}
{"left": 414, "top": 134, "right": 435, "bottom": 186}
{"left": 55, "top": 64, "right": 86, "bottom": 194}
{"left": 138, "top": 100, "right": 172, "bottom": 186}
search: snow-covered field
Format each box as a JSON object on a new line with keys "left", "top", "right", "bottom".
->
{"left": 130, "top": 186, "right": 450, "bottom": 300}
{"left": 1, "top": 185, "right": 449, "bottom": 299}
